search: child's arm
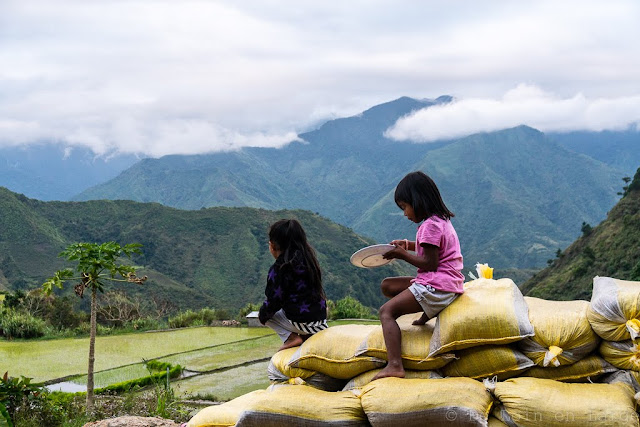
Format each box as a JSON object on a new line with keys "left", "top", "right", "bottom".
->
{"left": 258, "top": 266, "right": 283, "bottom": 324}
{"left": 383, "top": 242, "right": 438, "bottom": 271}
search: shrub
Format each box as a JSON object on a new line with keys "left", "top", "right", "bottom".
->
{"left": 168, "top": 308, "right": 221, "bottom": 328}
{"left": 0, "top": 372, "right": 46, "bottom": 424}
{"left": 0, "top": 310, "right": 48, "bottom": 339}
{"left": 329, "top": 296, "right": 375, "bottom": 320}
{"left": 45, "top": 296, "right": 87, "bottom": 330}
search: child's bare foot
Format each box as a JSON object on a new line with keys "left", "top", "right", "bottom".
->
{"left": 412, "top": 313, "right": 429, "bottom": 325}
{"left": 371, "top": 363, "right": 405, "bottom": 381}
{"left": 278, "top": 333, "right": 303, "bottom": 351}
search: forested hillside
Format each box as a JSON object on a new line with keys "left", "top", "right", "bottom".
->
{"left": 521, "top": 166, "right": 640, "bottom": 300}
{"left": 0, "top": 187, "right": 411, "bottom": 311}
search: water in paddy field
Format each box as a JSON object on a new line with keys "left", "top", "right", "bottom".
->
{"left": 46, "top": 381, "right": 87, "bottom": 393}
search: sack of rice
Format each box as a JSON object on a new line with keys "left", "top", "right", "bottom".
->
{"left": 488, "top": 417, "right": 508, "bottom": 427}
{"left": 355, "top": 313, "right": 455, "bottom": 370}
{"left": 599, "top": 340, "right": 640, "bottom": 371}
{"left": 288, "top": 325, "right": 386, "bottom": 379}
{"left": 235, "top": 384, "right": 367, "bottom": 427}
{"left": 601, "top": 369, "right": 640, "bottom": 392}
{"left": 441, "top": 345, "right": 534, "bottom": 381}
{"left": 268, "top": 347, "right": 346, "bottom": 391}
{"left": 359, "top": 377, "right": 493, "bottom": 427}
{"left": 587, "top": 276, "right": 640, "bottom": 342}
{"left": 186, "top": 390, "right": 266, "bottom": 427}
{"left": 521, "top": 354, "right": 617, "bottom": 382}
{"left": 488, "top": 377, "right": 639, "bottom": 427}
{"left": 428, "top": 278, "right": 534, "bottom": 358}
{"left": 518, "top": 297, "right": 599, "bottom": 367}
{"left": 342, "top": 369, "right": 442, "bottom": 391}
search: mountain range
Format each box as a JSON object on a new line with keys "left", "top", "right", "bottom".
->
{"left": 2, "top": 97, "right": 638, "bottom": 273}
{"left": 72, "top": 97, "right": 630, "bottom": 270}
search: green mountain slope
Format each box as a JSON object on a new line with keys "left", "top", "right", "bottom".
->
{"left": 354, "top": 126, "right": 622, "bottom": 269}
{"left": 0, "top": 187, "right": 410, "bottom": 310}
{"left": 73, "top": 98, "right": 625, "bottom": 271}
{"left": 75, "top": 97, "right": 449, "bottom": 226}
{"left": 521, "top": 166, "right": 640, "bottom": 300}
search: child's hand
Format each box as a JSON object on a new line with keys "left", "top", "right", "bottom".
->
{"left": 383, "top": 243, "right": 407, "bottom": 260}
{"left": 412, "top": 313, "right": 429, "bottom": 325}
{"left": 389, "top": 239, "right": 409, "bottom": 250}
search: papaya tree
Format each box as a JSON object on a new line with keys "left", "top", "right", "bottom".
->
{"left": 42, "top": 242, "right": 147, "bottom": 412}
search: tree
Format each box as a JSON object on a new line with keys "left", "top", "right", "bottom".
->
{"left": 42, "top": 242, "right": 147, "bottom": 413}
{"left": 617, "top": 176, "right": 631, "bottom": 197}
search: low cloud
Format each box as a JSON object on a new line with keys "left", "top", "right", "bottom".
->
{"left": 1, "top": 1, "right": 639, "bottom": 156}
{"left": 385, "top": 85, "right": 640, "bottom": 143}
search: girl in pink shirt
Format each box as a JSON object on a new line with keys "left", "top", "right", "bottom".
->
{"left": 372, "top": 171, "right": 464, "bottom": 380}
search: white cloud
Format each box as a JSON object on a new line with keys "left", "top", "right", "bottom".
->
{"left": 0, "top": 0, "right": 639, "bottom": 156}
{"left": 385, "top": 85, "right": 640, "bottom": 142}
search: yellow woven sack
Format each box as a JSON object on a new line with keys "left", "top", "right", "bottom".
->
{"left": 587, "top": 276, "right": 640, "bottom": 341}
{"left": 601, "top": 369, "right": 640, "bottom": 393}
{"left": 428, "top": 278, "right": 534, "bottom": 357}
{"left": 235, "top": 384, "right": 367, "bottom": 427}
{"left": 342, "top": 369, "right": 441, "bottom": 391}
{"left": 268, "top": 346, "right": 346, "bottom": 391}
{"left": 441, "top": 345, "right": 534, "bottom": 380}
{"left": 355, "top": 313, "right": 455, "bottom": 370}
{"left": 600, "top": 340, "right": 640, "bottom": 371}
{"left": 288, "top": 325, "right": 386, "bottom": 379}
{"left": 489, "top": 377, "right": 639, "bottom": 427}
{"left": 359, "top": 377, "right": 493, "bottom": 427}
{"left": 269, "top": 347, "right": 315, "bottom": 380}
{"left": 518, "top": 297, "right": 599, "bottom": 367}
{"left": 186, "top": 390, "right": 266, "bottom": 427}
{"left": 521, "top": 354, "right": 617, "bottom": 382}
{"left": 488, "top": 417, "right": 508, "bottom": 427}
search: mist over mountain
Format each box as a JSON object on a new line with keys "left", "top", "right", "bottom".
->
{"left": 0, "top": 144, "right": 140, "bottom": 201}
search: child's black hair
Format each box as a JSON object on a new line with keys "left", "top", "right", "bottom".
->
{"left": 268, "top": 219, "right": 324, "bottom": 297}
{"left": 394, "top": 171, "right": 454, "bottom": 221}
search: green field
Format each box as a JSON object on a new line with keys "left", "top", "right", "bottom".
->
{"left": 1, "top": 321, "right": 378, "bottom": 401}
{"left": 1, "top": 327, "right": 275, "bottom": 383}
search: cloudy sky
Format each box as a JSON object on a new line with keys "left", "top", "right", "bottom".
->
{"left": 1, "top": 0, "right": 639, "bottom": 157}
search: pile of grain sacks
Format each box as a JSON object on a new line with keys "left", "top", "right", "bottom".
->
{"left": 187, "top": 277, "right": 640, "bottom": 427}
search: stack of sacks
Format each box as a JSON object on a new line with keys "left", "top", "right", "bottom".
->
{"left": 517, "top": 297, "right": 615, "bottom": 382}
{"left": 187, "top": 276, "right": 640, "bottom": 426}
{"left": 588, "top": 276, "right": 640, "bottom": 387}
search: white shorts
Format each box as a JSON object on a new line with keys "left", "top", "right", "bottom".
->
{"left": 408, "top": 283, "right": 459, "bottom": 319}
{"left": 265, "top": 309, "right": 328, "bottom": 342}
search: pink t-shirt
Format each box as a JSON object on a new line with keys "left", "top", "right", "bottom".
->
{"left": 412, "top": 215, "right": 464, "bottom": 294}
